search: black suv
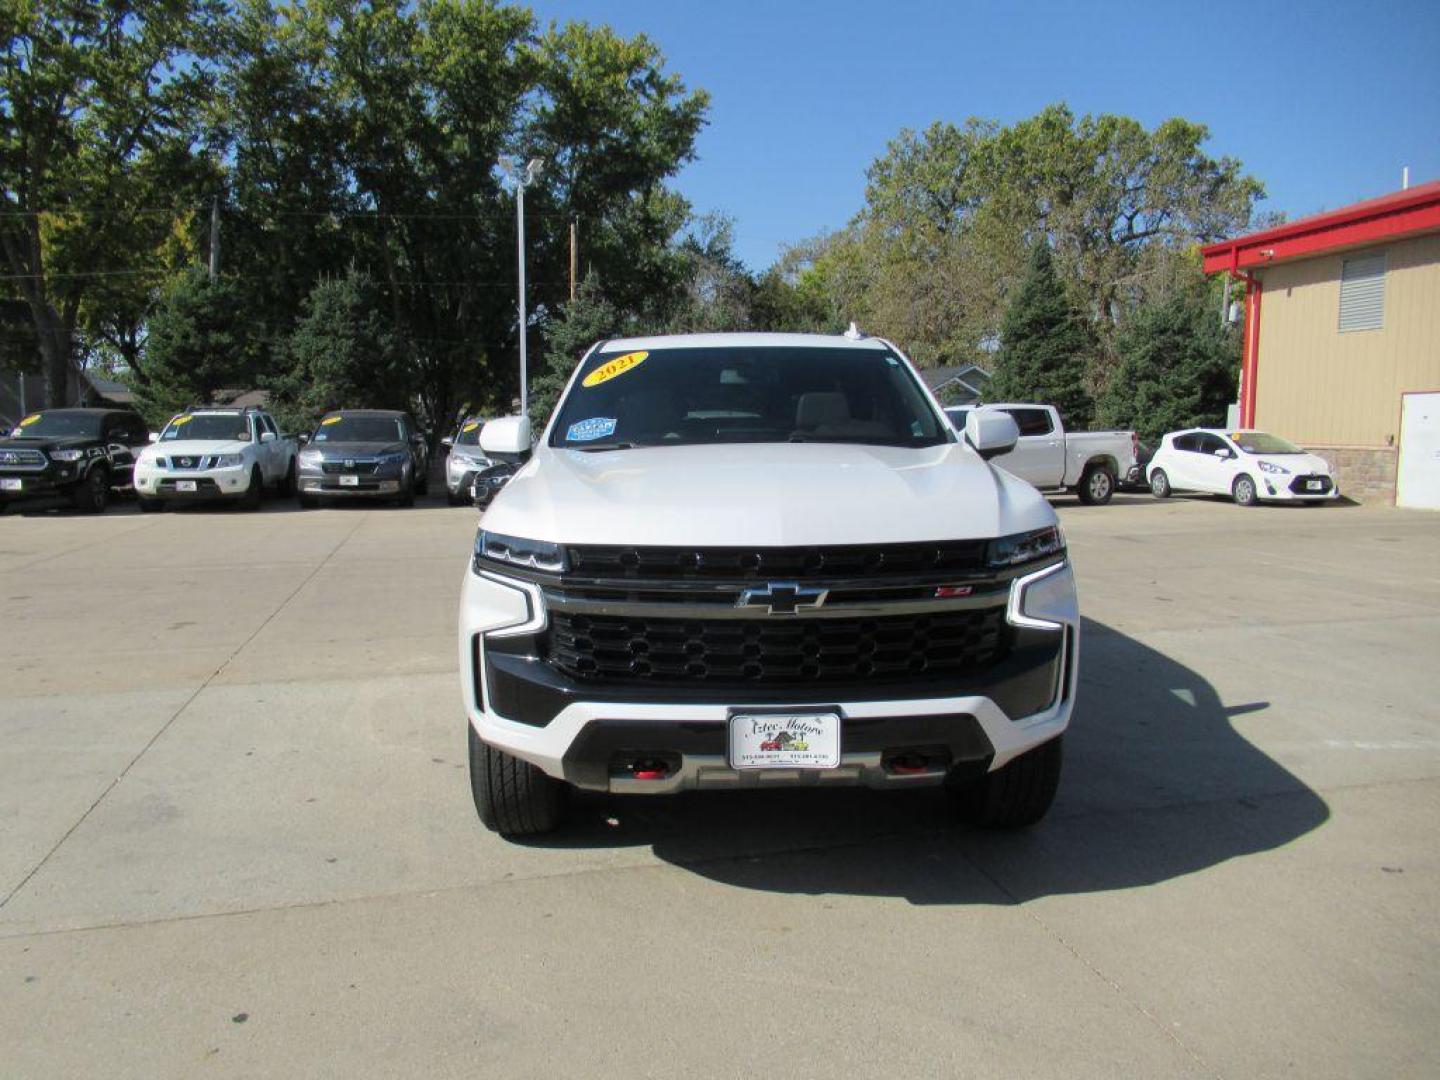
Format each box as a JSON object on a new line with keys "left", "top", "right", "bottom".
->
{"left": 0, "top": 408, "right": 150, "bottom": 514}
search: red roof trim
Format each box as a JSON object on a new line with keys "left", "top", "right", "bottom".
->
{"left": 1202, "top": 180, "right": 1440, "bottom": 274}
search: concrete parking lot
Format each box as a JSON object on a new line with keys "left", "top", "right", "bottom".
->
{"left": 1, "top": 493, "right": 1437, "bottom": 1078}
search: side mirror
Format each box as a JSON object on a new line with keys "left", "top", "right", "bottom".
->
{"left": 479, "top": 414, "right": 532, "bottom": 457}
{"left": 1213, "top": 447, "right": 1232, "bottom": 458}
{"left": 259, "top": 430, "right": 276, "bottom": 443}
{"left": 410, "top": 432, "right": 425, "bottom": 446}
{"left": 148, "top": 432, "right": 160, "bottom": 443}
{"left": 441, "top": 436, "right": 454, "bottom": 448}
{"left": 298, "top": 432, "right": 310, "bottom": 445}
{"left": 964, "top": 411, "right": 1020, "bottom": 461}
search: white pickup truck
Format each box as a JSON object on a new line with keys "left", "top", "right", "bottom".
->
{"left": 133, "top": 406, "right": 299, "bottom": 510}
{"left": 944, "top": 403, "right": 1137, "bottom": 505}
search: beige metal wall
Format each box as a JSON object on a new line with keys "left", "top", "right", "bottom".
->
{"left": 1254, "top": 231, "right": 1440, "bottom": 447}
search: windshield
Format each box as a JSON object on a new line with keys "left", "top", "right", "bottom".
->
{"left": 8, "top": 411, "right": 104, "bottom": 439}
{"left": 314, "top": 415, "right": 403, "bottom": 444}
{"left": 454, "top": 418, "right": 485, "bottom": 447}
{"left": 549, "top": 345, "right": 949, "bottom": 450}
{"left": 1233, "top": 431, "right": 1303, "bottom": 455}
{"left": 161, "top": 413, "right": 250, "bottom": 442}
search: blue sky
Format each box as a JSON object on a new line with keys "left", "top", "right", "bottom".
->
{"left": 535, "top": 1, "right": 1440, "bottom": 270}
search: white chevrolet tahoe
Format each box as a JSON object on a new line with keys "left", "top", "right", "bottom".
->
{"left": 460, "top": 332, "right": 1079, "bottom": 836}
{"left": 133, "top": 407, "right": 298, "bottom": 510}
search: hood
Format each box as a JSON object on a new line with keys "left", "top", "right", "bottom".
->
{"left": 1, "top": 434, "right": 99, "bottom": 453}
{"left": 307, "top": 440, "right": 406, "bottom": 458}
{"left": 146, "top": 439, "right": 250, "bottom": 458}
{"left": 481, "top": 442, "right": 1056, "bottom": 547}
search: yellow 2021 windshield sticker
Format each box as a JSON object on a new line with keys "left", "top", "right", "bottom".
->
{"left": 320, "top": 416, "right": 343, "bottom": 425}
{"left": 582, "top": 351, "right": 647, "bottom": 388}
{"left": 20, "top": 413, "right": 42, "bottom": 427}
{"left": 461, "top": 420, "right": 480, "bottom": 433}
{"left": 171, "top": 415, "right": 192, "bottom": 427}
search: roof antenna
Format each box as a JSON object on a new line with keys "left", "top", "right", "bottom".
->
{"left": 1402, "top": 165, "right": 1410, "bottom": 190}
{"left": 843, "top": 321, "right": 864, "bottom": 340}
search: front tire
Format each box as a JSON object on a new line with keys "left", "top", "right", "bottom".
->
{"left": 73, "top": 467, "right": 109, "bottom": 514}
{"left": 468, "top": 725, "right": 568, "bottom": 837}
{"left": 1232, "top": 474, "right": 1258, "bottom": 507}
{"left": 951, "top": 735, "right": 1063, "bottom": 829}
{"left": 1077, "top": 464, "right": 1115, "bottom": 505}
{"left": 241, "top": 466, "right": 264, "bottom": 511}
{"left": 1149, "top": 468, "right": 1172, "bottom": 499}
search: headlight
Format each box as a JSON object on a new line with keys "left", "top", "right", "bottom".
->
{"left": 212, "top": 454, "right": 244, "bottom": 468}
{"left": 1257, "top": 461, "right": 1289, "bottom": 475}
{"left": 299, "top": 449, "right": 323, "bottom": 464}
{"left": 987, "top": 526, "right": 1065, "bottom": 569}
{"left": 475, "top": 531, "right": 567, "bottom": 573}
{"left": 51, "top": 449, "right": 86, "bottom": 461}
{"left": 451, "top": 452, "right": 487, "bottom": 468}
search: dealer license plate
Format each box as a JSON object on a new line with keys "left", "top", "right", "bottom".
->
{"left": 1306, "top": 480, "right": 1324, "bottom": 491}
{"left": 1, "top": 477, "right": 21, "bottom": 491}
{"left": 339, "top": 475, "right": 360, "bottom": 487}
{"left": 176, "top": 480, "right": 197, "bottom": 492}
{"left": 729, "top": 712, "right": 841, "bottom": 770}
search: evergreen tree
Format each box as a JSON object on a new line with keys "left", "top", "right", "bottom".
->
{"left": 528, "top": 272, "right": 622, "bottom": 431}
{"left": 131, "top": 271, "right": 259, "bottom": 426}
{"left": 1098, "top": 276, "right": 1239, "bottom": 442}
{"left": 989, "top": 242, "right": 1094, "bottom": 426}
{"left": 274, "top": 271, "right": 413, "bottom": 431}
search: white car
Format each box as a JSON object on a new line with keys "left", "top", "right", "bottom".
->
{"left": 459, "top": 331, "right": 1079, "bottom": 837}
{"left": 133, "top": 407, "right": 298, "bottom": 510}
{"left": 1147, "top": 428, "right": 1339, "bottom": 506}
{"left": 441, "top": 416, "right": 493, "bottom": 505}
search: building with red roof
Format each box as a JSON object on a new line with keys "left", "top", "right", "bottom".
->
{"left": 1201, "top": 181, "right": 1440, "bottom": 505}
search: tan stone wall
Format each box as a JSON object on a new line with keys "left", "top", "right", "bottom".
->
{"left": 1305, "top": 445, "right": 1397, "bottom": 504}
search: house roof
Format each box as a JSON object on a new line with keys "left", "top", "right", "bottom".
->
{"left": 82, "top": 372, "right": 136, "bottom": 404}
{"left": 1201, "top": 179, "right": 1440, "bottom": 274}
{"left": 920, "top": 364, "right": 991, "bottom": 392}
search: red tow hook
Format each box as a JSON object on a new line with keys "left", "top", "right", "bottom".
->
{"left": 631, "top": 761, "right": 669, "bottom": 781}
{"left": 888, "top": 755, "right": 929, "bottom": 776}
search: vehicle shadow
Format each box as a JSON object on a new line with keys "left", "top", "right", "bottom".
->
{"left": 517, "top": 617, "right": 1330, "bottom": 905}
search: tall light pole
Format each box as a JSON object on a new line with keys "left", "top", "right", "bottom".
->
{"left": 499, "top": 156, "right": 543, "bottom": 415}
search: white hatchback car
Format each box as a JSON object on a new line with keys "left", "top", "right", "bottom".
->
{"left": 1147, "top": 429, "right": 1339, "bottom": 506}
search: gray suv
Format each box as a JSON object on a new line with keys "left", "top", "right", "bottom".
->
{"left": 296, "top": 409, "right": 429, "bottom": 507}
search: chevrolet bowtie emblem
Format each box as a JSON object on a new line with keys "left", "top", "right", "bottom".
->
{"left": 736, "top": 581, "right": 829, "bottom": 616}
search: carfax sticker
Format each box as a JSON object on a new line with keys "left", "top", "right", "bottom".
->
{"left": 566, "top": 417, "right": 617, "bottom": 442}
{"left": 582, "top": 351, "right": 647, "bottom": 388}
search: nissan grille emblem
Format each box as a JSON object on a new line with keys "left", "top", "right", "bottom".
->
{"left": 179, "top": 456, "right": 192, "bottom": 467}
{"left": 736, "top": 581, "right": 829, "bottom": 616}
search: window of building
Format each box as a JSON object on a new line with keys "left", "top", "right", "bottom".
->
{"left": 1338, "top": 253, "right": 1386, "bottom": 332}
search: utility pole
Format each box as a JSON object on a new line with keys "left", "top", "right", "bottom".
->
{"left": 569, "top": 219, "right": 578, "bottom": 302}
{"left": 499, "top": 157, "right": 543, "bottom": 415}
{"left": 209, "top": 196, "right": 220, "bottom": 279}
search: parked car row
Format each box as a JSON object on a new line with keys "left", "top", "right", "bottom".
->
{"left": 0, "top": 405, "right": 513, "bottom": 514}
{"left": 939, "top": 406, "right": 1338, "bottom": 508}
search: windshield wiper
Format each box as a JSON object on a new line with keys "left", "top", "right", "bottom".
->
{"left": 570, "top": 441, "right": 643, "bottom": 453}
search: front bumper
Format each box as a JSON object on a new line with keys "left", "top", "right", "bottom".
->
{"left": 135, "top": 466, "right": 251, "bottom": 501}
{"left": 458, "top": 560, "right": 1079, "bottom": 792}
{"left": 0, "top": 465, "right": 85, "bottom": 502}
{"left": 1257, "top": 473, "right": 1339, "bottom": 501}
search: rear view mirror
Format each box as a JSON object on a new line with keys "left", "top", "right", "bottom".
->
{"left": 964, "top": 411, "right": 1020, "bottom": 461}
{"left": 479, "top": 415, "right": 532, "bottom": 457}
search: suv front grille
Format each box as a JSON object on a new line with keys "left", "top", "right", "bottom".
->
{"left": 544, "top": 608, "right": 1007, "bottom": 686}
{"left": 564, "top": 541, "right": 990, "bottom": 582}
{"left": 321, "top": 461, "right": 380, "bottom": 475}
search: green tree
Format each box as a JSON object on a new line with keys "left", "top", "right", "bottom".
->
{"left": 528, "top": 271, "right": 620, "bottom": 431}
{"left": 1098, "top": 271, "right": 1239, "bottom": 442}
{"left": 0, "top": 0, "right": 223, "bottom": 406}
{"left": 132, "top": 270, "right": 260, "bottom": 424}
{"left": 990, "top": 243, "right": 1094, "bottom": 426}
{"left": 274, "top": 270, "right": 413, "bottom": 430}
